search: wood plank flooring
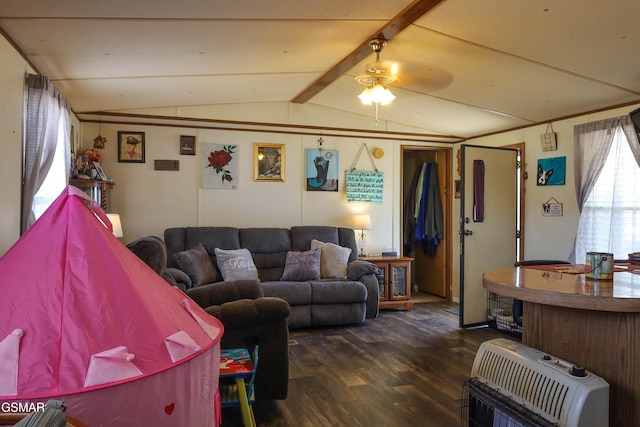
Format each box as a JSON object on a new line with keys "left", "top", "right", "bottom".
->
{"left": 222, "top": 297, "right": 512, "bottom": 426}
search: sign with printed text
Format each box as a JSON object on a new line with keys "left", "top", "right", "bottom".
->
{"left": 346, "top": 170, "right": 383, "bottom": 204}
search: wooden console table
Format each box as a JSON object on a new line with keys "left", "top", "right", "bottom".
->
{"left": 69, "top": 179, "right": 115, "bottom": 212}
{"left": 483, "top": 266, "right": 640, "bottom": 426}
{"left": 361, "top": 256, "right": 413, "bottom": 310}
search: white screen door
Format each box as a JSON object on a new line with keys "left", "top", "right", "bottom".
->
{"left": 459, "top": 145, "right": 518, "bottom": 327}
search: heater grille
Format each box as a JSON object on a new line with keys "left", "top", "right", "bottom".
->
{"left": 474, "top": 348, "right": 570, "bottom": 421}
{"left": 465, "top": 338, "right": 609, "bottom": 427}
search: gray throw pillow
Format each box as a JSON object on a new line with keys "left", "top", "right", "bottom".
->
{"left": 281, "top": 248, "right": 321, "bottom": 281}
{"left": 311, "top": 239, "right": 352, "bottom": 279}
{"left": 214, "top": 248, "right": 259, "bottom": 281}
{"left": 172, "top": 243, "right": 218, "bottom": 286}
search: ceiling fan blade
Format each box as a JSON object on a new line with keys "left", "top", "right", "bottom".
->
{"left": 291, "top": 0, "right": 445, "bottom": 104}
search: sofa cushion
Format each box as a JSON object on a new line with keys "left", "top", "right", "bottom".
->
{"left": 261, "top": 281, "right": 312, "bottom": 306}
{"left": 308, "top": 280, "right": 367, "bottom": 304}
{"left": 290, "top": 226, "right": 339, "bottom": 251}
{"left": 126, "top": 235, "right": 167, "bottom": 275}
{"left": 172, "top": 243, "right": 218, "bottom": 286}
{"left": 215, "top": 248, "right": 259, "bottom": 281}
{"left": 311, "top": 239, "right": 351, "bottom": 279}
{"left": 240, "top": 228, "right": 291, "bottom": 281}
{"left": 281, "top": 248, "right": 321, "bottom": 281}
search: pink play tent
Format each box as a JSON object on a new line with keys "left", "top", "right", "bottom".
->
{"left": 0, "top": 186, "right": 223, "bottom": 426}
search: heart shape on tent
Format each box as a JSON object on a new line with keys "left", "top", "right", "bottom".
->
{"left": 164, "top": 403, "right": 175, "bottom": 415}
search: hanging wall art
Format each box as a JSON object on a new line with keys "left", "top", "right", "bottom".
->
{"left": 536, "top": 156, "right": 566, "bottom": 186}
{"left": 306, "top": 148, "right": 339, "bottom": 191}
{"left": 203, "top": 143, "right": 238, "bottom": 190}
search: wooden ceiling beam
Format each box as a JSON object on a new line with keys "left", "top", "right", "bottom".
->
{"left": 291, "top": 0, "right": 445, "bottom": 104}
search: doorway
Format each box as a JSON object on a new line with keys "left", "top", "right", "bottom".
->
{"left": 401, "top": 146, "right": 452, "bottom": 299}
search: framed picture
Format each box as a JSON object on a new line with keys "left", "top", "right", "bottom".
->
{"left": 180, "top": 135, "right": 196, "bottom": 155}
{"left": 306, "top": 148, "right": 338, "bottom": 191}
{"left": 536, "top": 156, "right": 566, "bottom": 186}
{"left": 254, "top": 143, "right": 285, "bottom": 181}
{"left": 93, "top": 161, "right": 108, "bottom": 181}
{"left": 203, "top": 143, "right": 238, "bottom": 190}
{"left": 117, "top": 131, "right": 145, "bottom": 163}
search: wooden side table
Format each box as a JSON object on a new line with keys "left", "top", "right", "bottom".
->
{"left": 69, "top": 179, "right": 115, "bottom": 212}
{"left": 361, "top": 256, "right": 414, "bottom": 310}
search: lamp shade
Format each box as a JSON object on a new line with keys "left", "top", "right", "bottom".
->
{"left": 106, "top": 213, "right": 124, "bottom": 238}
{"left": 353, "top": 214, "right": 372, "bottom": 231}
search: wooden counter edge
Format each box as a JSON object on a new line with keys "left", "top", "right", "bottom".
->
{"left": 483, "top": 271, "right": 640, "bottom": 313}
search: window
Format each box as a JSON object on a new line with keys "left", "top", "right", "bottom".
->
{"left": 574, "top": 125, "right": 640, "bottom": 262}
{"left": 22, "top": 74, "right": 71, "bottom": 232}
{"left": 31, "top": 119, "right": 69, "bottom": 220}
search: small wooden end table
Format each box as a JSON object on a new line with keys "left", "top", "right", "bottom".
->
{"left": 219, "top": 348, "right": 256, "bottom": 427}
{"left": 361, "top": 256, "right": 414, "bottom": 310}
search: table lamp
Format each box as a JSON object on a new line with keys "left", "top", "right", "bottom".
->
{"left": 106, "top": 213, "right": 124, "bottom": 238}
{"left": 353, "top": 214, "right": 372, "bottom": 257}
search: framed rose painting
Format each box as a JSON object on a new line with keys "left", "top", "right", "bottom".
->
{"left": 203, "top": 143, "right": 238, "bottom": 189}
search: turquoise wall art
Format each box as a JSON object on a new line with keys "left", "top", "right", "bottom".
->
{"left": 536, "top": 156, "right": 566, "bottom": 186}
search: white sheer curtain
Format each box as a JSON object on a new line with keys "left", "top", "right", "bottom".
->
{"left": 21, "top": 74, "right": 71, "bottom": 233}
{"left": 571, "top": 115, "right": 640, "bottom": 262}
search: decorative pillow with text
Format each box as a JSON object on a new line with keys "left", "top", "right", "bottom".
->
{"left": 214, "top": 248, "right": 259, "bottom": 281}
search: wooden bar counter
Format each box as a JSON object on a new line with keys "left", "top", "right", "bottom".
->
{"left": 483, "top": 266, "right": 640, "bottom": 426}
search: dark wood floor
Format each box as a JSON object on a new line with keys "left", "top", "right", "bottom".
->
{"left": 222, "top": 296, "right": 511, "bottom": 426}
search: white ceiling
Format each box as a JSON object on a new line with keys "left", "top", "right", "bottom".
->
{"left": 2, "top": 0, "right": 640, "bottom": 141}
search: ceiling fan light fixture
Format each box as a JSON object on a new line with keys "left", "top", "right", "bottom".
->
{"left": 358, "top": 82, "right": 395, "bottom": 106}
{"left": 355, "top": 37, "right": 397, "bottom": 123}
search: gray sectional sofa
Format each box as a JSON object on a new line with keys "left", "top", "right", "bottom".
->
{"left": 164, "top": 225, "right": 380, "bottom": 329}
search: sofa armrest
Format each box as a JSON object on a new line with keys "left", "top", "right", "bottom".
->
{"left": 347, "top": 260, "right": 380, "bottom": 319}
{"left": 166, "top": 267, "right": 192, "bottom": 289}
{"left": 185, "top": 279, "right": 263, "bottom": 308}
{"left": 206, "top": 297, "right": 290, "bottom": 401}
{"left": 347, "top": 260, "right": 380, "bottom": 280}
{"left": 205, "top": 297, "right": 290, "bottom": 329}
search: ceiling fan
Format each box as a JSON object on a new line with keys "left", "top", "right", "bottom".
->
{"left": 355, "top": 37, "right": 399, "bottom": 123}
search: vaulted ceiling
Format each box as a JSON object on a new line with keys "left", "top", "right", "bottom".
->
{"left": 2, "top": 0, "right": 640, "bottom": 141}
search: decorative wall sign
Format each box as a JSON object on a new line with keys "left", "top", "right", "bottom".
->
{"left": 540, "top": 123, "right": 557, "bottom": 152}
{"left": 536, "top": 156, "right": 565, "bottom": 186}
{"left": 542, "top": 197, "right": 563, "bottom": 216}
{"left": 346, "top": 142, "right": 383, "bottom": 203}
{"left": 346, "top": 170, "right": 383, "bottom": 204}
{"left": 203, "top": 144, "right": 238, "bottom": 189}
{"left": 306, "top": 149, "right": 338, "bottom": 191}
{"left": 154, "top": 160, "right": 179, "bottom": 171}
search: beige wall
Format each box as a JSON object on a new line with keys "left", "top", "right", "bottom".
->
{"left": 79, "top": 111, "right": 444, "bottom": 255}
{"left": 0, "top": 35, "right": 28, "bottom": 254}
{"left": 3, "top": 34, "right": 640, "bottom": 301}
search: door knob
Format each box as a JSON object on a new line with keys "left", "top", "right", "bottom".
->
{"left": 463, "top": 229, "right": 473, "bottom": 236}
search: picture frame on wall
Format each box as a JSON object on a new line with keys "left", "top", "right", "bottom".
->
{"left": 180, "top": 135, "right": 196, "bottom": 155}
{"left": 306, "top": 148, "right": 338, "bottom": 191}
{"left": 117, "top": 131, "right": 145, "bottom": 163}
{"left": 254, "top": 143, "right": 285, "bottom": 182}
{"left": 536, "top": 156, "right": 566, "bottom": 186}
